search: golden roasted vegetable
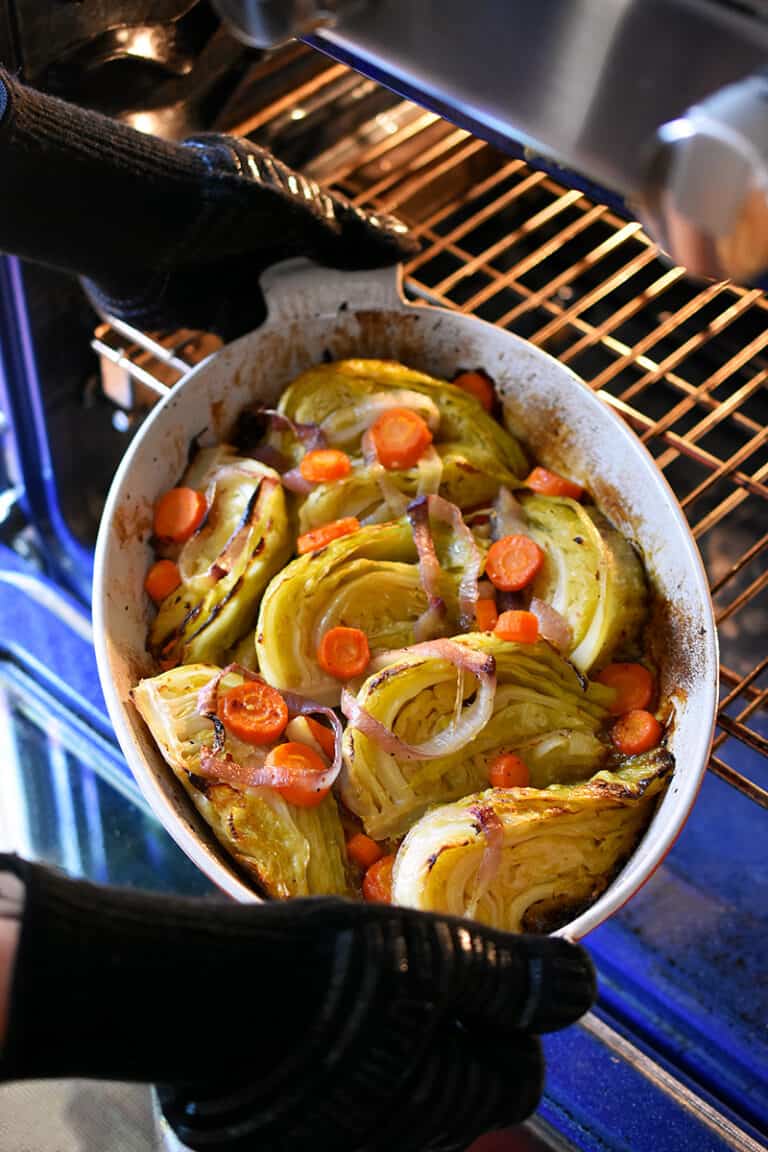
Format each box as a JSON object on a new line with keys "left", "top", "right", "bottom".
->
{"left": 341, "top": 634, "right": 613, "bottom": 840}
{"left": 131, "top": 664, "right": 351, "bottom": 898}
{"left": 256, "top": 517, "right": 484, "bottom": 706}
{"left": 391, "top": 748, "right": 672, "bottom": 930}
{"left": 521, "top": 494, "right": 647, "bottom": 672}
{"left": 149, "top": 446, "right": 292, "bottom": 666}
{"left": 271, "top": 360, "right": 527, "bottom": 530}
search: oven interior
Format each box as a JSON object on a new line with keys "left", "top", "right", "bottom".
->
{"left": 0, "top": 41, "right": 765, "bottom": 1152}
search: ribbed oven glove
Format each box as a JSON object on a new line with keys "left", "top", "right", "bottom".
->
{"left": 0, "top": 67, "right": 418, "bottom": 340}
{"left": 0, "top": 854, "right": 595, "bottom": 1152}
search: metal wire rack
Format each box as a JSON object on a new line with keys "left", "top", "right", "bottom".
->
{"left": 92, "top": 69, "right": 767, "bottom": 812}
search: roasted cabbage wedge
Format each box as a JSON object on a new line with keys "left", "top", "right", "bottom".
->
{"left": 520, "top": 493, "right": 647, "bottom": 672}
{"left": 391, "top": 747, "right": 672, "bottom": 931}
{"left": 341, "top": 635, "right": 613, "bottom": 840}
{"left": 256, "top": 518, "right": 485, "bottom": 706}
{"left": 149, "top": 446, "right": 292, "bottom": 666}
{"left": 131, "top": 663, "right": 350, "bottom": 898}
{"left": 270, "top": 360, "right": 527, "bottom": 529}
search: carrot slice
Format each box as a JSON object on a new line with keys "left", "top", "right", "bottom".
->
{"left": 305, "top": 716, "right": 337, "bottom": 760}
{"left": 452, "top": 370, "right": 495, "bottom": 412}
{"left": 485, "top": 534, "right": 544, "bottom": 591}
{"left": 475, "top": 598, "right": 499, "bottom": 632}
{"left": 596, "top": 663, "right": 654, "bottom": 716}
{"left": 300, "top": 449, "right": 352, "bottom": 484}
{"left": 525, "top": 466, "right": 584, "bottom": 501}
{"left": 218, "top": 681, "right": 288, "bottom": 746}
{"left": 144, "top": 559, "right": 181, "bottom": 604}
{"left": 347, "top": 833, "right": 385, "bottom": 871}
{"left": 265, "top": 741, "right": 330, "bottom": 807}
{"left": 362, "top": 854, "right": 395, "bottom": 903}
{"left": 369, "top": 407, "right": 433, "bottom": 470}
{"left": 611, "top": 710, "right": 663, "bottom": 756}
{"left": 297, "top": 516, "right": 361, "bottom": 555}
{"left": 494, "top": 610, "right": 539, "bottom": 644}
{"left": 317, "top": 626, "right": 370, "bottom": 679}
{"left": 488, "top": 752, "right": 530, "bottom": 788}
{"left": 153, "top": 487, "right": 207, "bottom": 543}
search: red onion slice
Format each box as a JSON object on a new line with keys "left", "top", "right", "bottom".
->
{"left": 341, "top": 638, "right": 496, "bottom": 761}
{"left": 280, "top": 467, "right": 315, "bottom": 494}
{"left": 196, "top": 665, "right": 343, "bottom": 794}
{"left": 491, "top": 487, "right": 529, "bottom": 539}
{"left": 259, "top": 408, "right": 326, "bottom": 451}
{"left": 408, "top": 494, "right": 482, "bottom": 630}
{"left": 465, "top": 802, "right": 504, "bottom": 918}
{"left": 530, "top": 596, "right": 573, "bottom": 652}
{"left": 407, "top": 495, "right": 447, "bottom": 640}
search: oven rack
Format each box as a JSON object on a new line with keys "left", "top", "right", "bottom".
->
{"left": 92, "top": 75, "right": 767, "bottom": 817}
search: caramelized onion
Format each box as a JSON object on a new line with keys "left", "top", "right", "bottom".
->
{"left": 421, "top": 494, "right": 482, "bottom": 629}
{"left": 491, "top": 486, "right": 529, "bottom": 539}
{"left": 530, "top": 596, "right": 572, "bottom": 652}
{"left": 465, "top": 801, "right": 504, "bottom": 918}
{"left": 280, "top": 467, "right": 315, "bottom": 494}
{"left": 196, "top": 664, "right": 343, "bottom": 793}
{"left": 259, "top": 408, "right": 325, "bottom": 451}
{"left": 407, "top": 495, "right": 447, "bottom": 640}
{"left": 341, "top": 638, "right": 497, "bottom": 760}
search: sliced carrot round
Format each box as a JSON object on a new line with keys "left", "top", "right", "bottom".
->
{"left": 485, "top": 534, "right": 544, "bottom": 591}
{"left": 362, "top": 854, "right": 395, "bottom": 903}
{"left": 153, "top": 487, "right": 207, "bottom": 544}
{"left": 347, "top": 833, "right": 385, "bottom": 871}
{"left": 452, "top": 370, "right": 495, "bottom": 412}
{"left": 596, "top": 663, "right": 654, "bottom": 716}
{"left": 525, "top": 466, "right": 584, "bottom": 501}
{"left": 305, "top": 716, "right": 337, "bottom": 761}
{"left": 297, "top": 516, "right": 361, "bottom": 555}
{"left": 474, "top": 598, "right": 499, "bottom": 632}
{"left": 300, "top": 449, "right": 352, "bottom": 484}
{"left": 370, "top": 407, "right": 433, "bottom": 470}
{"left": 611, "top": 710, "right": 663, "bottom": 756}
{"left": 317, "top": 626, "right": 370, "bottom": 679}
{"left": 218, "top": 681, "right": 288, "bottom": 746}
{"left": 488, "top": 751, "right": 530, "bottom": 788}
{"left": 144, "top": 559, "right": 181, "bottom": 604}
{"left": 494, "top": 610, "right": 539, "bottom": 644}
{"left": 265, "top": 741, "right": 331, "bottom": 807}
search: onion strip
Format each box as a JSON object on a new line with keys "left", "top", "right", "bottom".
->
{"left": 530, "top": 596, "right": 573, "bottom": 652}
{"left": 341, "top": 638, "right": 496, "bottom": 761}
{"left": 465, "top": 802, "right": 504, "bottom": 918}
{"left": 196, "top": 664, "right": 343, "bottom": 794}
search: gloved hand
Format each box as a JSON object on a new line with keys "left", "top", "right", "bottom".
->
{"left": 0, "top": 854, "right": 595, "bottom": 1152}
{"left": 0, "top": 69, "right": 417, "bottom": 340}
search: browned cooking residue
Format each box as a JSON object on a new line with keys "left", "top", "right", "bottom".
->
{"left": 644, "top": 592, "right": 702, "bottom": 701}
{"left": 210, "top": 399, "right": 225, "bottom": 436}
{"left": 112, "top": 495, "right": 153, "bottom": 547}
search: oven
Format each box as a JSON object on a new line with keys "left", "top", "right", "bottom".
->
{"left": 0, "top": 15, "right": 766, "bottom": 1152}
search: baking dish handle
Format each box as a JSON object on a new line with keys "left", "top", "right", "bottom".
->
{"left": 258, "top": 258, "right": 406, "bottom": 324}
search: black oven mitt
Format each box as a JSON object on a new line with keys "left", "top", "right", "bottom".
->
{"left": 0, "top": 68, "right": 418, "bottom": 340}
{"left": 0, "top": 854, "right": 595, "bottom": 1152}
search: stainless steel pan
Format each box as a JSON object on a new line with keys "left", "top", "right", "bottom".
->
{"left": 93, "top": 259, "right": 718, "bottom": 939}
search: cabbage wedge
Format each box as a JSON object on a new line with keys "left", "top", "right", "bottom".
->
{"left": 131, "top": 663, "right": 351, "bottom": 899}
{"left": 269, "top": 359, "right": 527, "bottom": 530}
{"left": 521, "top": 494, "right": 647, "bottom": 672}
{"left": 256, "top": 518, "right": 483, "bottom": 706}
{"left": 341, "top": 635, "right": 613, "bottom": 840}
{"left": 391, "top": 747, "right": 672, "bottom": 931}
{"left": 149, "top": 446, "right": 292, "bottom": 667}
